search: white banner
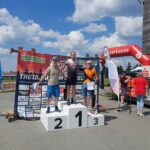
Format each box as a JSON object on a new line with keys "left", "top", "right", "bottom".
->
{"left": 107, "top": 61, "right": 120, "bottom": 101}
{"left": 103, "top": 46, "right": 110, "bottom": 60}
{"left": 142, "top": 66, "right": 150, "bottom": 77}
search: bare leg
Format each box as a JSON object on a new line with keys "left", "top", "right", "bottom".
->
{"left": 83, "top": 96, "right": 87, "bottom": 106}
{"left": 71, "top": 85, "right": 76, "bottom": 98}
{"left": 47, "top": 99, "right": 51, "bottom": 107}
{"left": 67, "top": 85, "right": 71, "bottom": 105}
{"left": 46, "top": 99, "right": 51, "bottom": 113}
{"left": 71, "top": 85, "right": 76, "bottom": 104}
{"left": 121, "top": 96, "right": 124, "bottom": 105}
{"left": 90, "top": 97, "right": 93, "bottom": 113}
{"left": 54, "top": 97, "right": 59, "bottom": 107}
{"left": 54, "top": 97, "right": 60, "bottom": 111}
{"left": 67, "top": 85, "right": 71, "bottom": 100}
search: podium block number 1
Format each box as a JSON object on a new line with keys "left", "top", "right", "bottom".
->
{"left": 75, "top": 111, "right": 82, "bottom": 127}
{"left": 64, "top": 104, "right": 87, "bottom": 129}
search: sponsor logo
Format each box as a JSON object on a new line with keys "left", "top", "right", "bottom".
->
{"left": 135, "top": 53, "right": 142, "bottom": 59}
{"left": 21, "top": 55, "right": 45, "bottom": 63}
{"left": 109, "top": 48, "right": 129, "bottom": 55}
{"left": 142, "top": 66, "right": 150, "bottom": 77}
{"left": 20, "top": 74, "right": 39, "bottom": 80}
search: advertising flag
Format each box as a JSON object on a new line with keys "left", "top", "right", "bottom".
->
{"left": 107, "top": 60, "right": 120, "bottom": 101}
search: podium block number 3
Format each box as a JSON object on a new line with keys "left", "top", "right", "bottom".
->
{"left": 94, "top": 118, "right": 98, "bottom": 125}
{"left": 75, "top": 111, "right": 82, "bottom": 127}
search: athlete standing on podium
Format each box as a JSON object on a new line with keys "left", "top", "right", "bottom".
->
{"left": 82, "top": 60, "right": 99, "bottom": 113}
{"left": 38, "top": 56, "right": 66, "bottom": 113}
{"left": 64, "top": 51, "right": 78, "bottom": 105}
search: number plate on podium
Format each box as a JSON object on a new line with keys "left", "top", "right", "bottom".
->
{"left": 40, "top": 108, "right": 68, "bottom": 131}
{"left": 88, "top": 112, "right": 104, "bottom": 127}
{"left": 63, "top": 104, "right": 87, "bottom": 129}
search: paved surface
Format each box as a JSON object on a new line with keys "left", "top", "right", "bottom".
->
{"left": 0, "top": 92, "right": 150, "bottom": 150}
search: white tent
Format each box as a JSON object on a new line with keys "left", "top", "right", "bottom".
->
{"left": 131, "top": 67, "right": 142, "bottom": 72}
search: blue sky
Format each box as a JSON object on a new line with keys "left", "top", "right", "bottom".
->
{"left": 0, "top": 0, "right": 143, "bottom": 71}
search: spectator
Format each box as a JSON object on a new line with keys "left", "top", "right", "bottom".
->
{"left": 120, "top": 73, "right": 130, "bottom": 106}
{"left": 134, "top": 72, "right": 149, "bottom": 117}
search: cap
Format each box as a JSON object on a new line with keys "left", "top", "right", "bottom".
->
{"left": 86, "top": 60, "right": 92, "bottom": 64}
{"left": 52, "top": 56, "right": 59, "bottom": 61}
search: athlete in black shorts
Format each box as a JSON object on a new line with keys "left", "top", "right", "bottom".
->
{"left": 64, "top": 51, "right": 78, "bottom": 105}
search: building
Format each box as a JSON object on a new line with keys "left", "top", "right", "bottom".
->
{"left": 2, "top": 72, "right": 17, "bottom": 81}
{"left": 142, "top": 0, "right": 150, "bottom": 54}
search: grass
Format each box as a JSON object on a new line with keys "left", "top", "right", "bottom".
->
{"left": 2, "top": 80, "right": 16, "bottom": 82}
{"left": 104, "top": 78, "right": 110, "bottom": 86}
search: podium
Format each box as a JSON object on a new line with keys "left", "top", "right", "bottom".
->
{"left": 88, "top": 112, "right": 104, "bottom": 127}
{"left": 63, "top": 104, "right": 88, "bottom": 129}
{"left": 41, "top": 108, "right": 68, "bottom": 131}
{"left": 40, "top": 102, "right": 104, "bottom": 131}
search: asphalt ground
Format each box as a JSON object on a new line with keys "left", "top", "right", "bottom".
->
{"left": 0, "top": 92, "right": 150, "bottom": 150}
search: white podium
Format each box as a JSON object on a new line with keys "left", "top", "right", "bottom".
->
{"left": 41, "top": 108, "right": 68, "bottom": 131}
{"left": 87, "top": 112, "right": 104, "bottom": 127}
{"left": 40, "top": 102, "right": 105, "bottom": 132}
{"left": 63, "top": 104, "right": 87, "bottom": 129}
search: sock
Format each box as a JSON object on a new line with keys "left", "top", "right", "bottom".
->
{"left": 55, "top": 105, "right": 59, "bottom": 110}
{"left": 71, "top": 98, "right": 74, "bottom": 103}
{"left": 46, "top": 106, "right": 50, "bottom": 113}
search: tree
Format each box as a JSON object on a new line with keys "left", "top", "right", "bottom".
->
{"left": 117, "top": 65, "right": 124, "bottom": 74}
{"left": 133, "top": 63, "right": 141, "bottom": 69}
{"left": 126, "top": 62, "right": 132, "bottom": 71}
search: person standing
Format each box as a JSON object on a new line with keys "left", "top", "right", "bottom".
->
{"left": 64, "top": 51, "right": 78, "bottom": 105}
{"left": 134, "top": 72, "right": 149, "bottom": 117}
{"left": 38, "top": 56, "right": 66, "bottom": 113}
{"left": 82, "top": 60, "right": 98, "bottom": 113}
{"left": 120, "top": 73, "right": 130, "bottom": 106}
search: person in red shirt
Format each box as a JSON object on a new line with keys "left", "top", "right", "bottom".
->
{"left": 134, "top": 72, "right": 149, "bottom": 117}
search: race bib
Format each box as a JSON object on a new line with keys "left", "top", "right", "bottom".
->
{"left": 32, "top": 82, "right": 39, "bottom": 92}
{"left": 87, "top": 82, "right": 95, "bottom": 90}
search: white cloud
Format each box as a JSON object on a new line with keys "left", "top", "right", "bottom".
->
{"left": 115, "top": 16, "right": 143, "bottom": 37}
{"left": 68, "top": 0, "right": 143, "bottom": 23}
{"left": 90, "top": 33, "right": 127, "bottom": 52}
{"left": 43, "top": 31, "right": 89, "bottom": 52}
{"left": 0, "top": 47, "right": 10, "bottom": 54}
{"left": 0, "top": 7, "right": 143, "bottom": 72}
{"left": 89, "top": 16, "right": 143, "bottom": 53}
{"left": 0, "top": 8, "right": 62, "bottom": 46}
{"left": 80, "top": 23, "right": 107, "bottom": 33}
{"left": 0, "top": 8, "right": 88, "bottom": 53}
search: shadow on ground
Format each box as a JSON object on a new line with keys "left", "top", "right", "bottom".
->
{"left": 144, "top": 111, "right": 150, "bottom": 116}
{"left": 105, "top": 115, "right": 117, "bottom": 122}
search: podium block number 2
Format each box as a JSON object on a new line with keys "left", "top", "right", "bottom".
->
{"left": 75, "top": 111, "right": 82, "bottom": 127}
{"left": 54, "top": 118, "right": 62, "bottom": 129}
